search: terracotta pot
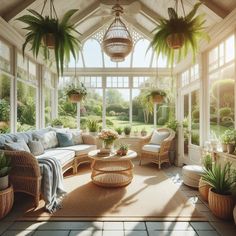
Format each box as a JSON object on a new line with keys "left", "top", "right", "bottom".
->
{"left": 152, "top": 95, "right": 164, "bottom": 104}
{"left": 208, "top": 188, "right": 234, "bottom": 220}
{"left": 117, "top": 150, "right": 128, "bottom": 156}
{"left": 68, "top": 93, "right": 83, "bottom": 103}
{"left": 0, "top": 185, "right": 14, "bottom": 219}
{"left": 0, "top": 175, "right": 9, "bottom": 191}
{"left": 198, "top": 177, "right": 211, "bottom": 202}
{"left": 43, "top": 33, "right": 55, "bottom": 49}
{"left": 221, "top": 143, "right": 227, "bottom": 152}
{"left": 166, "top": 33, "right": 185, "bottom": 49}
{"left": 227, "top": 143, "right": 235, "bottom": 154}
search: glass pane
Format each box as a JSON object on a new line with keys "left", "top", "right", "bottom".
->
{"left": 0, "top": 73, "right": 11, "bottom": 133}
{"left": 29, "top": 60, "right": 37, "bottom": 81}
{"left": 132, "top": 88, "right": 153, "bottom": 134}
{"left": 183, "top": 94, "right": 189, "bottom": 154}
{"left": 0, "top": 40, "right": 11, "bottom": 72}
{"left": 44, "top": 87, "right": 53, "bottom": 126}
{"left": 152, "top": 53, "right": 167, "bottom": 68}
{"left": 106, "top": 88, "right": 129, "bottom": 129}
{"left": 191, "top": 90, "right": 200, "bottom": 145}
{"left": 181, "top": 70, "right": 189, "bottom": 87}
{"left": 209, "top": 63, "right": 235, "bottom": 138}
{"left": 83, "top": 39, "right": 103, "bottom": 67}
{"left": 132, "top": 39, "right": 152, "bottom": 67}
{"left": 225, "top": 35, "right": 235, "bottom": 63}
{"left": 17, "top": 53, "right": 28, "bottom": 80}
{"left": 209, "top": 47, "right": 218, "bottom": 72}
{"left": 17, "top": 81, "right": 36, "bottom": 131}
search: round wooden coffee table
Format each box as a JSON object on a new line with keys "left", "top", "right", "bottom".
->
{"left": 88, "top": 150, "right": 137, "bottom": 187}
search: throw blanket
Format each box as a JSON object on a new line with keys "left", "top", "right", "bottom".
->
{"left": 38, "top": 157, "right": 66, "bottom": 213}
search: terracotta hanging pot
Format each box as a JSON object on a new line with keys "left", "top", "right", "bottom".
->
{"left": 166, "top": 33, "right": 185, "bottom": 49}
{"left": 68, "top": 93, "right": 83, "bottom": 103}
{"left": 152, "top": 95, "right": 164, "bottom": 104}
{"left": 43, "top": 33, "right": 55, "bottom": 49}
{"left": 208, "top": 188, "right": 234, "bottom": 220}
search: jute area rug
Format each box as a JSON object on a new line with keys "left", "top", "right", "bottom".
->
{"left": 22, "top": 163, "right": 205, "bottom": 221}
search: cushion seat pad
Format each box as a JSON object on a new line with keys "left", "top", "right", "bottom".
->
{"left": 36, "top": 149, "right": 75, "bottom": 166}
{"left": 56, "top": 144, "right": 96, "bottom": 156}
{"left": 142, "top": 144, "right": 161, "bottom": 153}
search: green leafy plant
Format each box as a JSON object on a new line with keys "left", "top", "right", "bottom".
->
{"left": 202, "top": 162, "right": 236, "bottom": 195}
{"left": 65, "top": 83, "right": 87, "bottom": 98}
{"left": 17, "top": 9, "right": 80, "bottom": 76}
{"left": 115, "top": 127, "right": 123, "bottom": 135}
{"left": 146, "top": 90, "right": 167, "bottom": 100}
{"left": 221, "top": 129, "right": 235, "bottom": 144}
{"left": 51, "top": 118, "right": 63, "bottom": 127}
{"left": 0, "top": 152, "right": 11, "bottom": 177}
{"left": 166, "top": 119, "right": 178, "bottom": 132}
{"left": 124, "top": 126, "right": 131, "bottom": 135}
{"left": 150, "top": 2, "right": 209, "bottom": 67}
{"left": 202, "top": 154, "right": 213, "bottom": 171}
{"left": 86, "top": 119, "right": 99, "bottom": 132}
{"left": 118, "top": 143, "right": 129, "bottom": 151}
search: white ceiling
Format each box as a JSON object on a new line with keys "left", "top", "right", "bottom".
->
{"left": 1, "top": 0, "right": 236, "bottom": 42}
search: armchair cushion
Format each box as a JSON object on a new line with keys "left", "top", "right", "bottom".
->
{"left": 57, "top": 144, "right": 96, "bottom": 156}
{"left": 149, "top": 130, "right": 169, "bottom": 145}
{"left": 142, "top": 144, "right": 160, "bottom": 153}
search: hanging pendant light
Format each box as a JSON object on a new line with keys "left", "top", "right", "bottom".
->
{"left": 102, "top": 2, "right": 133, "bottom": 62}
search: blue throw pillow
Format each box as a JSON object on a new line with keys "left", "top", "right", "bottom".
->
{"left": 56, "top": 132, "right": 74, "bottom": 147}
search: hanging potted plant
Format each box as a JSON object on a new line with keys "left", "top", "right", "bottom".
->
{"left": 17, "top": 0, "right": 81, "bottom": 76}
{"left": 65, "top": 83, "right": 87, "bottom": 103}
{"left": 202, "top": 162, "right": 236, "bottom": 220}
{"left": 150, "top": 2, "right": 209, "bottom": 67}
{"left": 147, "top": 90, "right": 167, "bottom": 104}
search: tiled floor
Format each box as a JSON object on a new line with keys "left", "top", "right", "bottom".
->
{"left": 0, "top": 165, "right": 235, "bottom": 236}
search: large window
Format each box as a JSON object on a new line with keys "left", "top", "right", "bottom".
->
{"left": 0, "top": 40, "right": 11, "bottom": 73}
{"left": 0, "top": 73, "right": 11, "bottom": 133}
{"left": 17, "top": 53, "right": 38, "bottom": 131}
{"left": 209, "top": 35, "right": 235, "bottom": 138}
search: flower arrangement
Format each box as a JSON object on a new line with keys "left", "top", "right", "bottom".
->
{"left": 98, "top": 129, "right": 119, "bottom": 148}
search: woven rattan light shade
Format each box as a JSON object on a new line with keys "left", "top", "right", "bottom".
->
{"left": 102, "top": 4, "right": 133, "bottom": 62}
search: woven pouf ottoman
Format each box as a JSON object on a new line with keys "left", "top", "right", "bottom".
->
{"left": 182, "top": 165, "right": 204, "bottom": 188}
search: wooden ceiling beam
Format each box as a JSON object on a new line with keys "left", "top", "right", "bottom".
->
{"left": 3, "top": 0, "right": 36, "bottom": 22}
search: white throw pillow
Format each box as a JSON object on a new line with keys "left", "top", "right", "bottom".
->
{"left": 149, "top": 130, "right": 169, "bottom": 145}
{"left": 28, "top": 140, "right": 44, "bottom": 156}
{"left": 69, "top": 130, "right": 83, "bottom": 145}
{"left": 34, "top": 131, "right": 58, "bottom": 149}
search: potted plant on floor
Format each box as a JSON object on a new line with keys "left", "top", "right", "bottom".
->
{"left": 87, "top": 119, "right": 99, "bottom": 136}
{"left": 0, "top": 152, "right": 14, "bottom": 219}
{"left": 202, "top": 162, "right": 236, "bottom": 220}
{"left": 147, "top": 90, "right": 167, "bottom": 104}
{"left": 198, "top": 153, "right": 213, "bottom": 202}
{"left": 124, "top": 126, "right": 131, "bottom": 137}
{"left": 115, "top": 127, "right": 123, "bottom": 135}
{"left": 150, "top": 2, "right": 209, "bottom": 67}
{"left": 17, "top": 6, "right": 81, "bottom": 76}
{"left": 66, "top": 83, "right": 87, "bottom": 103}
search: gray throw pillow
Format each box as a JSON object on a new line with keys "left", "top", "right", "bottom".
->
{"left": 28, "top": 140, "right": 44, "bottom": 156}
{"left": 4, "top": 140, "right": 30, "bottom": 152}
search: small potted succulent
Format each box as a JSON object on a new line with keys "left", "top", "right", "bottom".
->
{"left": 86, "top": 119, "right": 99, "bottom": 136}
{"left": 0, "top": 152, "right": 11, "bottom": 191}
{"left": 116, "top": 144, "right": 129, "bottom": 156}
{"left": 115, "top": 127, "right": 123, "bottom": 135}
{"left": 66, "top": 83, "right": 87, "bottom": 103}
{"left": 124, "top": 126, "right": 131, "bottom": 137}
{"left": 147, "top": 90, "right": 167, "bottom": 104}
{"left": 141, "top": 127, "right": 147, "bottom": 137}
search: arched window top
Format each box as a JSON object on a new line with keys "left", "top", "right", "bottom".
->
{"left": 132, "top": 39, "right": 152, "bottom": 68}
{"left": 83, "top": 39, "right": 103, "bottom": 68}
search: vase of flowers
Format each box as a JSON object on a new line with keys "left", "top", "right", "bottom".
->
{"left": 98, "top": 129, "right": 119, "bottom": 153}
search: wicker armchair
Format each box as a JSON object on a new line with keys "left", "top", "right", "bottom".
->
{"left": 139, "top": 128, "right": 175, "bottom": 169}
{"left": 4, "top": 150, "right": 41, "bottom": 207}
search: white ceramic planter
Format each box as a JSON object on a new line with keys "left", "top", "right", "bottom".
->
{"left": 0, "top": 175, "right": 9, "bottom": 191}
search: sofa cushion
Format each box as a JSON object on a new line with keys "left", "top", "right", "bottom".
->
{"left": 33, "top": 130, "right": 58, "bottom": 149}
{"left": 142, "top": 144, "right": 160, "bottom": 153}
{"left": 28, "top": 140, "right": 44, "bottom": 156}
{"left": 149, "top": 130, "right": 169, "bottom": 145}
{"left": 56, "top": 132, "right": 74, "bottom": 147}
{"left": 57, "top": 144, "right": 96, "bottom": 156}
{"left": 35, "top": 149, "right": 75, "bottom": 166}
{"left": 4, "top": 139, "right": 30, "bottom": 152}
{"left": 71, "top": 131, "right": 83, "bottom": 145}
{"left": 15, "top": 132, "right": 33, "bottom": 144}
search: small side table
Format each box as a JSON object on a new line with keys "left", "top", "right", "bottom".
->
{"left": 88, "top": 150, "right": 137, "bottom": 187}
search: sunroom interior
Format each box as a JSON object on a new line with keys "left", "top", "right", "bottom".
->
{"left": 0, "top": 0, "right": 236, "bottom": 235}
